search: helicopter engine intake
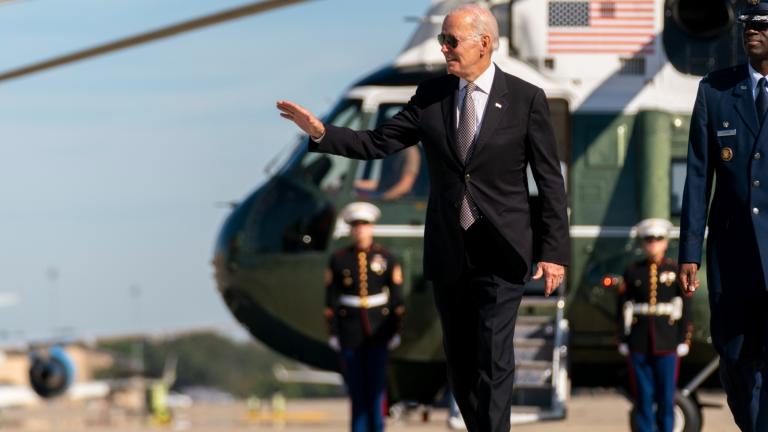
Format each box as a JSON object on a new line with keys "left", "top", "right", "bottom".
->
{"left": 664, "top": 0, "right": 744, "bottom": 75}
{"left": 28, "top": 346, "right": 74, "bottom": 398}
{"left": 672, "top": 0, "right": 733, "bottom": 37}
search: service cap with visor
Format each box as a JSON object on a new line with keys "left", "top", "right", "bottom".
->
{"left": 739, "top": 0, "right": 768, "bottom": 26}
{"left": 341, "top": 202, "right": 381, "bottom": 225}
{"left": 635, "top": 218, "right": 673, "bottom": 242}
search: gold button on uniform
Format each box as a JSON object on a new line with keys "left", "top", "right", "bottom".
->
{"left": 722, "top": 147, "right": 733, "bottom": 161}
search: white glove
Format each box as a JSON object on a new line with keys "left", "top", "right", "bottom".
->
{"left": 676, "top": 343, "right": 690, "bottom": 357}
{"left": 618, "top": 343, "right": 629, "bottom": 357}
{"left": 387, "top": 334, "right": 401, "bottom": 350}
{"left": 328, "top": 336, "right": 340, "bottom": 352}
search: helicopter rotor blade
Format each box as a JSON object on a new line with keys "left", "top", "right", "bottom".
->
{"left": 0, "top": 0, "right": 311, "bottom": 83}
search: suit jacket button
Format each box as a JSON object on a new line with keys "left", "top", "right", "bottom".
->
{"left": 754, "top": 180, "right": 761, "bottom": 187}
{"left": 754, "top": 207, "right": 760, "bottom": 215}
{"left": 755, "top": 153, "right": 762, "bottom": 160}
{"left": 464, "top": 173, "right": 470, "bottom": 183}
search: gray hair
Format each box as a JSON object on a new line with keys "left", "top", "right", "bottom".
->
{"left": 446, "top": 4, "right": 499, "bottom": 50}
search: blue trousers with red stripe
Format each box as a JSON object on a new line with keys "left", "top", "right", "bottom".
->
{"left": 340, "top": 345, "right": 388, "bottom": 432}
{"left": 628, "top": 352, "right": 678, "bottom": 432}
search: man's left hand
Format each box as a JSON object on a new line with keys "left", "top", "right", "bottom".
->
{"left": 533, "top": 262, "right": 566, "bottom": 297}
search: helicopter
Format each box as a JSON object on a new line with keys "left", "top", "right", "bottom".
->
{"left": 212, "top": 0, "right": 754, "bottom": 430}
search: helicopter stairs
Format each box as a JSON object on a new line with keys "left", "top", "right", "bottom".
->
{"left": 446, "top": 282, "right": 570, "bottom": 430}
{"left": 509, "top": 289, "right": 569, "bottom": 425}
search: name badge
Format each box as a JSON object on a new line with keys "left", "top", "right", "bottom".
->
{"left": 717, "top": 129, "right": 737, "bottom": 137}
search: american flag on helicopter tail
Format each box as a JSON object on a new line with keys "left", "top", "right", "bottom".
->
{"left": 547, "top": 0, "right": 657, "bottom": 55}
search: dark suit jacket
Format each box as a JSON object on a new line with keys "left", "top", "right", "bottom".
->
{"left": 310, "top": 65, "right": 570, "bottom": 282}
{"left": 679, "top": 64, "right": 768, "bottom": 293}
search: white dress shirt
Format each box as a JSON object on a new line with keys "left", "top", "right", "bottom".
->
{"left": 456, "top": 63, "right": 496, "bottom": 141}
{"left": 749, "top": 63, "right": 768, "bottom": 100}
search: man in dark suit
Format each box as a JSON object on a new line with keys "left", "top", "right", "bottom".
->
{"left": 277, "top": 5, "right": 569, "bottom": 432}
{"left": 679, "top": 1, "right": 768, "bottom": 430}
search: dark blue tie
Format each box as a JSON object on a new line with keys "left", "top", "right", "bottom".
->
{"left": 757, "top": 77, "right": 768, "bottom": 124}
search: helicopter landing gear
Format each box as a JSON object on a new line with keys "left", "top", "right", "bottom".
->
{"left": 629, "top": 391, "right": 701, "bottom": 432}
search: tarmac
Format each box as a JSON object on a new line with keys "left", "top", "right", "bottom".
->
{"left": 0, "top": 388, "right": 736, "bottom": 431}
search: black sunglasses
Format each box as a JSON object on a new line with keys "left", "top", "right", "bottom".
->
{"left": 437, "top": 33, "right": 469, "bottom": 49}
{"left": 744, "top": 21, "right": 768, "bottom": 31}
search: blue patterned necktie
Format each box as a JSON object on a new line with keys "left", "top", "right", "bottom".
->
{"left": 758, "top": 77, "right": 768, "bottom": 125}
{"left": 457, "top": 82, "right": 479, "bottom": 230}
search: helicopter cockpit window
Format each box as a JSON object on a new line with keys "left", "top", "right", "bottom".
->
{"left": 289, "top": 100, "right": 362, "bottom": 197}
{"left": 353, "top": 103, "right": 429, "bottom": 200}
{"left": 670, "top": 159, "right": 686, "bottom": 216}
{"left": 244, "top": 99, "right": 364, "bottom": 254}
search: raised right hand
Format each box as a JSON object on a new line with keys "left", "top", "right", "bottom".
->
{"left": 276, "top": 100, "right": 325, "bottom": 139}
{"left": 679, "top": 263, "right": 700, "bottom": 295}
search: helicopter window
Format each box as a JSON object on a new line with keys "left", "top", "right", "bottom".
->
{"left": 241, "top": 99, "right": 365, "bottom": 255}
{"left": 353, "top": 103, "right": 429, "bottom": 200}
{"left": 288, "top": 99, "right": 363, "bottom": 196}
{"left": 670, "top": 159, "right": 687, "bottom": 216}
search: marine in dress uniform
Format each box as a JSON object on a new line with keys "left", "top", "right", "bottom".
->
{"left": 679, "top": 1, "right": 768, "bottom": 430}
{"left": 618, "top": 218, "right": 693, "bottom": 432}
{"left": 324, "top": 202, "right": 405, "bottom": 432}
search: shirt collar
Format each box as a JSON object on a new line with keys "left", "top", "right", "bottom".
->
{"left": 749, "top": 63, "right": 766, "bottom": 91}
{"left": 459, "top": 63, "right": 495, "bottom": 95}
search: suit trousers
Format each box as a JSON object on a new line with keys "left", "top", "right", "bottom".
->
{"left": 711, "top": 291, "right": 768, "bottom": 432}
{"left": 433, "top": 218, "right": 525, "bottom": 432}
{"left": 707, "top": 225, "right": 768, "bottom": 432}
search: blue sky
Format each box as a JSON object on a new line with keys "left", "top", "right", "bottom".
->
{"left": 0, "top": 0, "right": 429, "bottom": 343}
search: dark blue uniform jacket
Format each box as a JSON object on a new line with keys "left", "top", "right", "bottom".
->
{"left": 680, "top": 64, "right": 768, "bottom": 293}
